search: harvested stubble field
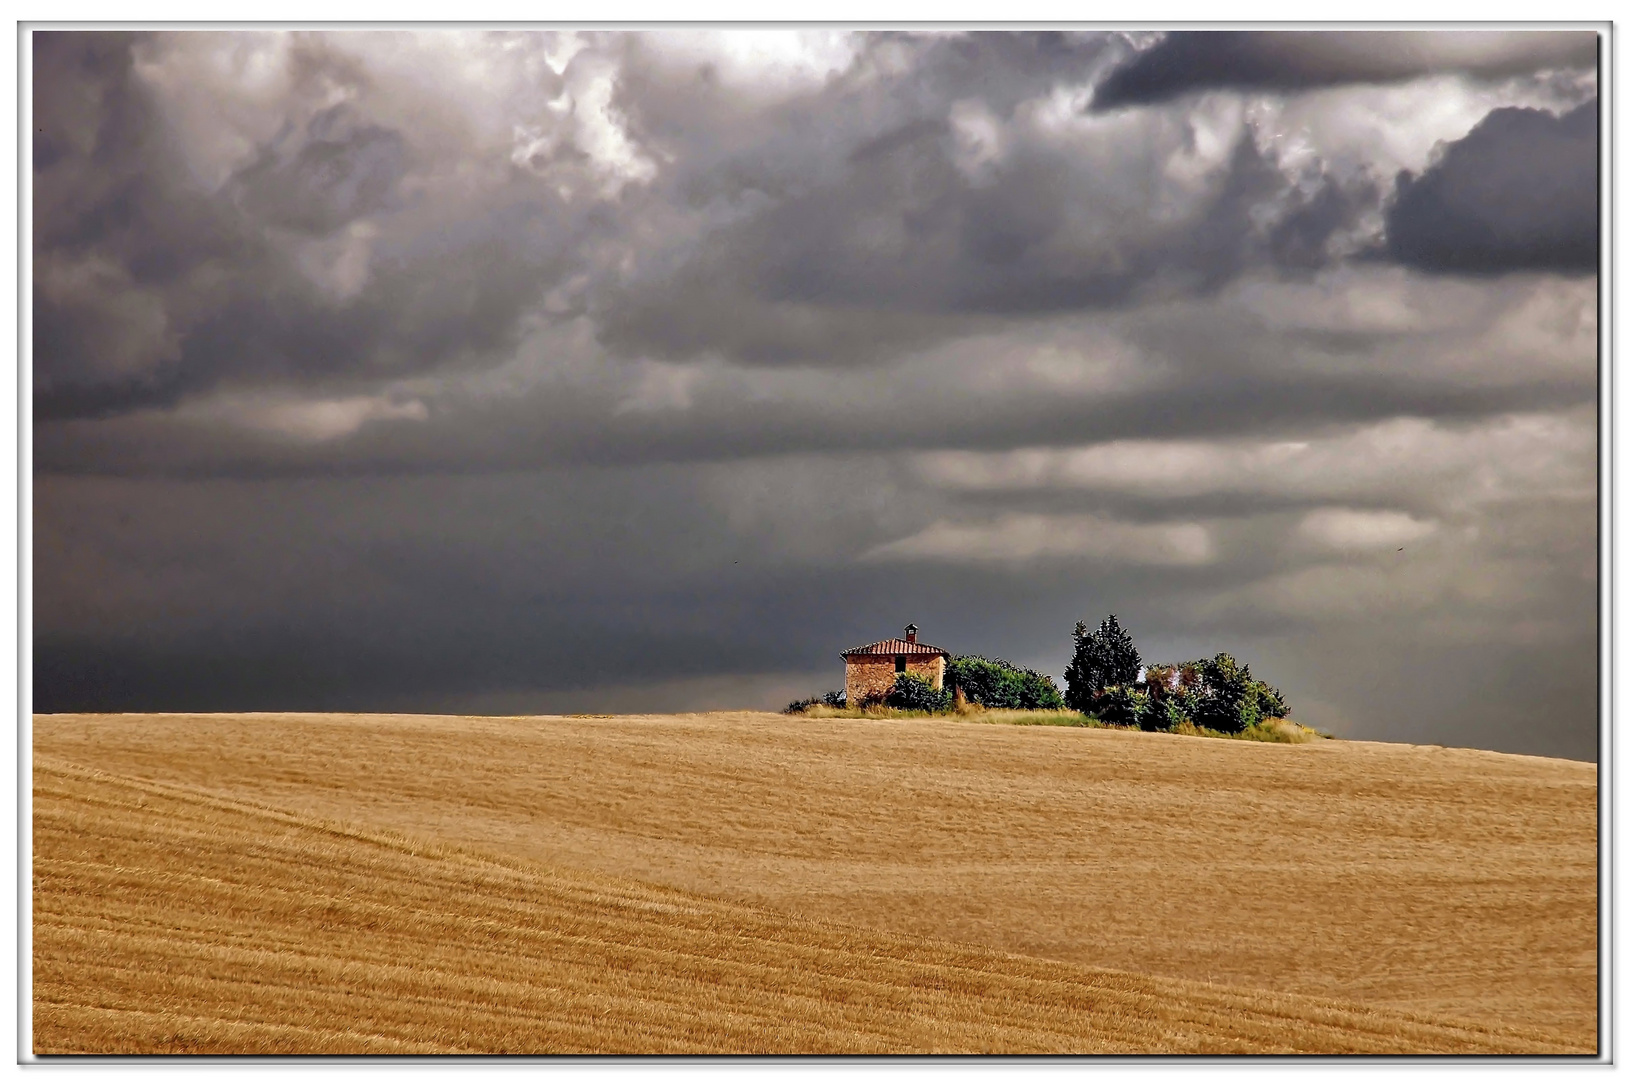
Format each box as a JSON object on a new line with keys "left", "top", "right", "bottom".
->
{"left": 33, "top": 711, "right": 1597, "bottom": 1055}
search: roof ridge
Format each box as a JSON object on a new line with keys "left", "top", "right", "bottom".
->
{"left": 840, "top": 637, "right": 950, "bottom": 657}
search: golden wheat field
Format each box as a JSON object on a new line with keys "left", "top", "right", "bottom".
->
{"left": 33, "top": 711, "right": 1598, "bottom": 1055}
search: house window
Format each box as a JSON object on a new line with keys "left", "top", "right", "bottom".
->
{"left": 895, "top": 656, "right": 907, "bottom": 673}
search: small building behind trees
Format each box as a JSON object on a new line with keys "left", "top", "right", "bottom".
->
{"left": 841, "top": 624, "right": 948, "bottom": 706}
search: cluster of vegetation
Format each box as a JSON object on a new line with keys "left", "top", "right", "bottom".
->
{"left": 785, "top": 615, "right": 1306, "bottom": 741}
{"left": 1066, "top": 615, "right": 1291, "bottom": 735}
{"left": 946, "top": 655, "right": 1065, "bottom": 711}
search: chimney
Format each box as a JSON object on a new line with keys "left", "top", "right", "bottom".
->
{"left": 904, "top": 623, "right": 918, "bottom": 644}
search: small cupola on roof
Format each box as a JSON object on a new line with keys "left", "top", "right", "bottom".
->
{"left": 840, "top": 623, "right": 949, "bottom": 706}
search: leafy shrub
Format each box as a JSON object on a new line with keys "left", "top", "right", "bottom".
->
{"left": 784, "top": 688, "right": 847, "bottom": 714}
{"left": 1064, "top": 615, "right": 1143, "bottom": 713}
{"left": 947, "top": 655, "right": 1065, "bottom": 711}
{"left": 1139, "top": 693, "right": 1188, "bottom": 732}
{"left": 1176, "top": 653, "right": 1291, "bottom": 734}
{"left": 1095, "top": 684, "right": 1148, "bottom": 728}
{"left": 1247, "top": 680, "right": 1289, "bottom": 720}
{"left": 1184, "top": 653, "right": 1253, "bottom": 733}
{"left": 1021, "top": 675, "right": 1066, "bottom": 710}
{"left": 884, "top": 673, "right": 954, "bottom": 712}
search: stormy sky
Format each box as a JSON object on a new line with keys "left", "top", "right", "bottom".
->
{"left": 31, "top": 29, "right": 1602, "bottom": 760}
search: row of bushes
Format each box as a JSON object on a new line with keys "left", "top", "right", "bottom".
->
{"left": 786, "top": 615, "right": 1292, "bottom": 737}
{"left": 947, "top": 655, "right": 1065, "bottom": 711}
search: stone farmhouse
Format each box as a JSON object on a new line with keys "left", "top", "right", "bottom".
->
{"left": 841, "top": 624, "right": 950, "bottom": 706}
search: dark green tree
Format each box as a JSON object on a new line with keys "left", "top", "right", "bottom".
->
{"left": 1063, "top": 615, "right": 1143, "bottom": 713}
{"left": 1188, "top": 653, "right": 1250, "bottom": 732}
{"left": 1188, "top": 652, "right": 1295, "bottom": 733}
{"left": 1247, "top": 680, "right": 1290, "bottom": 720}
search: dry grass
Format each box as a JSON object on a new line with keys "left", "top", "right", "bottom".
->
{"left": 1164, "top": 718, "right": 1330, "bottom": 743}
{"left": 951, "top": 708, "right": 1101, "bottom": 726}
{"left": 797, "top": 706, "right": 1326, "bottom": 741}
{"left": 789, "top": 704, "right": 1091, "bottom": 722}
{"left": 33, "top": 758, "right": 1583, "bottom": 1055}
{"left": 34, "top": 711, "right": 1598, "bottom": 1052}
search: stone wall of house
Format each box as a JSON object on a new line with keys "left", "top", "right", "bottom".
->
{"left": 913, "top": 655, "right": 946, "bottom": 691}
{"left": 845, "top": 654, "right": 946, "bottom": 705}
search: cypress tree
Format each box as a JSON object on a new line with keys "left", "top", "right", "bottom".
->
{"left": 1063, "top": 614, "right": 1143, "bottom": 714}
{"left": 1096, "top": 614, "right": 1143, "bottom": 686}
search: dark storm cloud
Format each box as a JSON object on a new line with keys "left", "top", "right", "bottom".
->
{"left": 228, "top": 104, "right": 411, "bottom": 235}
{"left": 590, "top": 28, "right": 1408, "bottom": 368}
{"left": 33, "top": 31, "right": 247, "bottom": 416}
{"left": 33, "top": 32, "right": 593, "bottom": 420}
{"left": 596, "top": 126, "right": 1302, "bottom": 366}
{"left": 1091, "top": 30, "right": 1597, "bottom": 110}
{"left": 1384, "top": 99, "right": 1598, "bottom": 275}
{"left": 31, "top": 467, "right": 964, "bottom": 710}
{"left": 33, "top": 255, "right": 1598, "bottom": 481}
{"left": 1269, "top": 174, "right": 1380, "bottom": 271}
{"left": 30, "top": 28, "right": 1394, "bottom": 424}
{"left": 31, "top": 332, "right": 1593, "bottom": 480}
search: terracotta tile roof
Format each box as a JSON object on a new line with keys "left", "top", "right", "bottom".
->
{"left": 841, "top": 638, "right": 950, "bottom": 658}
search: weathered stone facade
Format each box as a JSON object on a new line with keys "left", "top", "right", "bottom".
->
{"left": 845, "top": 654, "right": 946, "bottom": 707}
{"left": 841, "top": 625, "right": 949, "bottom": 706}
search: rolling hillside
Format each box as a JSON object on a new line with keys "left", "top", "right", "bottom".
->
{"left": 32, "top": 711, "right": 1598, "bottom": 1054}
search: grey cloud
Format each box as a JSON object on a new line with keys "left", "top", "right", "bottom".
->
{"left": 597, "top": 29, "right": 1358, "bottom": 366}
{"left": 229, "top": 104, "right": 411, "bottom": 235}
{"left": 33, "top": 32, "right": 594, "bottom": 421}
{"left": 1091, "top": 31, "right": 1598, "bottom": 110}
{"left": 1268, "top": 173, "right": 1380, "bottom": 271}
{"left": 33, "top": 32, "right": 250, "bottom": 413}
{"left": 1384, "top": 99, "right": 1598, "bottom": 275}
{"left": 849, "top": 118, "right": 948, "bottom": 164}
{"left": 32, "top": 269, "right": 1597, "bottom": 480}
{"left": 597, "top": 123, "right": 1297, "bottom": 366}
